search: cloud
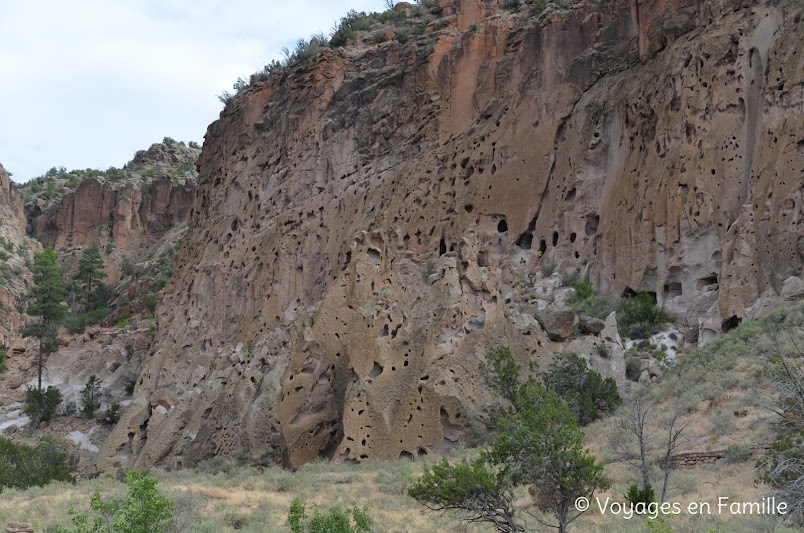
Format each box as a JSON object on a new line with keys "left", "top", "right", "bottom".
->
{"left": 0, "top": 0, "right": 389, "bottom": 182}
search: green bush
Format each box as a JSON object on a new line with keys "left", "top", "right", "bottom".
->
{"left": 121, "top": 258, "right": 134, "bottom": 277}
{"left": 64, "top": 308, "right": 108, "bottom": 334}
{"left": 116, "top": 315, "right": 130, "bottom": 329}
{"left": 0, "top": 344, "right": 7, "bottom": 373}
{"left": 540, "top": 262, "right": 556, "bottom": 276}
{"left": 0, "top": 436, "right": 76, "bottom": 492}
{"left": 539, "top": 352, "right": 621, "bottom": 425}
{"left": 143, "top": 293, "right": 158, "bottom": 313}
{"left": 621, "top": 321, "right": 661, "bottom": 340}
{"left": 24, "top": 386, "right": 62, "bottom": 425}
{"left": 55, "top": 471, "right": 174, "bottom": 533}
{"left": 571, "top": 280, "right": 594, "bottom": 301}
{"left": 625, "top": 484, "right": 655, "bottom": 508}
{"left": 595, "top": 343, "right": 610, "bottom": 358}
{"left": 287, "top": 498, "right": 372, "bottom": 533}
{"left": 81, "top": 375, "right": 102, "bottom": 418}
{"left": 568, "top": 291, "right": 620, "bottom": 320}
{"left": 625, "top": 357, "right": 642, "bottom": 382}
{"left": 619, "top": 292, "right": 670, "bottom": 328}
{"left": 100, "top": 403, "right": 122, "bottom": 426}
{"left": 725, "top": 444, "right": 752, "bottom": 464}
{"left": 480, "top": 346, "right": 521, "bottom": 404}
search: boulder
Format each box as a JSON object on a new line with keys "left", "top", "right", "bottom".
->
{"left": 579, "top": 315, "right": 605, "bottom": 335}
{"left": 534, "top": 305, "right": 579, "bottom": 341}
{"left": 601, "top": 312, "right": 623, "bottom": 347}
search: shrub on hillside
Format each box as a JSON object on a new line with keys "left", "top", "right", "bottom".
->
{"left": 81, "top": 375, "right": 102, "bottom": 418}
{"left": 568, "top": 290, "right": 620, "bottom": 320}
{"left": 64, "top": 308, "right": 108, "bottom": 334}
{"left": 54, "top": 471, "right": 174, "bottom": 533}
{"left": 287, "top": 498, "right": 372, "bottom": 533}
{"left": 0, "top": 344, "right": 7, "bottom": 373}
{"left": 24, "top": 385, "right": 62, "bottom": 426}
{"left": 539, "top": 352, "right": 621, "bottom": 425}
{"left": 619, "top": 292, "right": 670, "bottom": 328}
{"left": 0, "top": 436, "right": 76, "bottom": 492}
{"left": 100, "top": 403, "right": 122, "bottom": 426}
{"left": 625, "top": 356, "right": 642, "bottom": 382}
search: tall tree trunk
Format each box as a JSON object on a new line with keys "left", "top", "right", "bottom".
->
{"left": 640, "top": 432, "right": 651, "bottom": 490}
{"left": 37, "top": 339, "right": 43, "bottom": 392}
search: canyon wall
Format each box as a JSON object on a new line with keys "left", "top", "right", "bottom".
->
{"left": 97, "top": 0, "right": 803, "bottom": 470}
{"left": 0, "top": 164, "right": 38, "bottom": 345}
{"left": 24, "top": 143, "right": 197, "bottom": 284}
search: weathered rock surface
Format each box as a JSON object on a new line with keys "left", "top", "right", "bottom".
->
{"left": 27, "top": 176, "right": 194, "bottom": 284}
{"left": 579, "top": 315, "right": 606, "bottom": 335}
{"left": 535, "top": 305, "right": 580, "bottom": 341}
{"left": 97, "top": 0, "right": 804, "bottom": 470}
{"left": 0, "top": 163, "right": 38, "bottom": 346}
{"left": 16, "top": 141, "right": 198, "bottom": 288}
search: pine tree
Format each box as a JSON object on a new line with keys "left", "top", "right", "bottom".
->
{"left": 23, "top": 248, "right": 67, "bottom": 391}
{"left": 74, "top": 244, "right": 107, "bottom": 311}
{"left": 80, "top": 375, "right": 102, "bottom": 418}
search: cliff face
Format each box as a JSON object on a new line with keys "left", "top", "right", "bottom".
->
{"left": 24, "top": 143, "right": 198, "bottom": 284}
{"left": 0, "top": 164, "right": 38, "bottom": 346}
{"left": 97, "top": 0, "right": 804, "bottom": 470}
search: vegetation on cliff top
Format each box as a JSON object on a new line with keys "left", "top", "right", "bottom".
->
{"left": 18, "top": 138, "right": 199, "bottom": 206}
{"left": 218, "top": 0, "right": 578, "bottom": 105}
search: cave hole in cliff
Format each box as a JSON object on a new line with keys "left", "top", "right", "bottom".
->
{"left": 497, "top": 219, "right": 508, "bottom": 233}
{"left": 621, "top": 287, "right": 638, "bottom": 299}
{"left": 565, "top": 188, "right": 576, "bottom": 201}
{"left": 696, "top": 274, "right": 719, "bottom": 291}
{"left": 721, "top": 315, "right": 742, "bottom": 333}
{"left": 585, "top": 213, "right": 600, "bottom": 236}
{"left": 439, "top": 238, "right": 447, "bottom": 256}
{"left": 367, "top": 248, "right": 381, "bottom": 264}
{"left": 400, "top": 451, "right": 414, "bottom": 460}
{"left": 368, "top": 362, "right": 384, "bottom": 379}
{"left": 478, "top": 250, "right": 489, "bottom": 267}
{"left": 539, "top": 240, "right": 547, "bottom": 254}
{"left": 552, "top": 231, "right": 559, "bottom": 246}
{"left": 464, "top": 204, "right": 474, "bottom": 213}
{"left": 570, "top": 232, "right": 577, "bottom": 243}
{"left": 516, "top": 232, "right": 533, "bottom": 249}
{"left": 341, "top": 251, "right": 352, "bottom": 272}
{"left": 417, "top": 447, "right": 428, "bottom": 458}
{"left": 663, "top": 282, "right": 683, "bottom": 298}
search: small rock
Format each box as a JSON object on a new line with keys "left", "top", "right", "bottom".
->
{"left": 6, "top": 523, "right": 35, "bottom": 533}
{"left": 638, "top": 369, "right": 650, "bottom": 384}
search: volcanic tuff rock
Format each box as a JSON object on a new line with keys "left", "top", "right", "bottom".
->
{"left": 23, "top": 142, "right": 198, "bottom": 284}
{"left": 0, "top": 163, "right": 38, "bottom": 346}
{"left": 97, "top": 0, "right": 803, "bottom": 470}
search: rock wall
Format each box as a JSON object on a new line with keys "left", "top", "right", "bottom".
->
{"left": 0, "top": 164, "right": 38, "bottom": 345}
{"left": 97, "top": 0, "right": 804, "bottom": 470}
{"left": 27, "top": 176, "right": 194, "bottom": 284}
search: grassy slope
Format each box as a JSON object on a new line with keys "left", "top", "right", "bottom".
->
{"left": 0, "top": 304, "right": 802, "bottom": 532}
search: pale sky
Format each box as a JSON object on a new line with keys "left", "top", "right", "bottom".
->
{"left": 0, "top": 0, "right": 390, "bottom": 182}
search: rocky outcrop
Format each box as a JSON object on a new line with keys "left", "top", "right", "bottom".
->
{"left": 0, "top": 163, "right": 38, "bottom": 346}
{"left": 27, "top": 176, "right": 194, "bottom": 284}
{"left": 19, "top": 141, "right": 199, "bottom": 285}
{"left": 97, "top": 0, "right": 804, "bottom": 471}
